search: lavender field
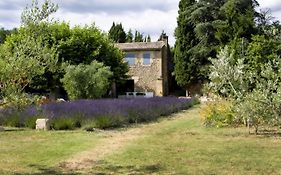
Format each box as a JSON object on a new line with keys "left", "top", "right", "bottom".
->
{"left": 0, "top": 97, "right": 196, "bottom": 130}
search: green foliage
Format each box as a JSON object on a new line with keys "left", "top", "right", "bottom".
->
{"left": 51, "top": 117, "right": 81, "bottom": 130}
{"left": 24, "top": 116, "right": 38, "bottom": 129}
{"left": 246, "top": 35, "right": 281, "bottom": 72}
{"left": 4, "top": 112, "right": 22, "bottom": 127}
{"left": 0, "top": 28, "right": 16, "bottom": 44}
{"left": 1, "top": 0, "right": 128, "bottom": 104}
{"left": 108, "top": 22, "right": 127, "bottom": 43}
{"left": 55, "top": 23, "right": 128, "bottom": 84}
{"left": 235, "top": 61, "right": 281, "bottom": 133}
{"left": 207, "top": 46, "right": 247, "bottom": 98}
{"left": 201, "top": 99, "right": 236, "bottom": 128}
{"left": 21, "top": 0, "right": 58, "bottom": 26}
{"left": 206, "top": 33, "right": 281, "bottom": 133}
{"left": 126, "top": 29, "right": 133, "bottom": 42}
{"left": 134, "top": 30, "right": 144, "bottom": 42}
{"left": 93, "top": 115, "right": 123, "bottom": 129}
{"left": 62, "top": 61, "right": 113, "bottom": 100}
{"left": 0, "top": 0, "right": 61, "bottom": 107}
{"left": 0, "top": 33, "right": 58, "bottom": 107}
{"left": 174, "top": 0, "right": 257, "bottom": 89}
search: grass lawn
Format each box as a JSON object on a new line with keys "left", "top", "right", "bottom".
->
{"left": 0, "top": 105, "right": 281, "bottom": 175}
{"left": 0, "top": 130, "right": 102, "bottom": 175}
{"left": 91, "top": 106, "right": 281, "bottom": 175}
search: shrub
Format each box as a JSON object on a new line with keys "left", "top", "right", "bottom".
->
{"left": 93, "top": 115, "right": 124, "bottom": 129}
{"left": 201, "top": 98, "right": 236, "bottom": 128}
{"left": 4, "top": 112, "right": 22, "bottom": 127}
{"left": 51, "top": 117, "right": 81, "bottom": 130}
{"left": 62, "top": 61, "right": 113, "bottom": 100}
{"left": 24, "top": 116, "right": 38, "bottom": 129}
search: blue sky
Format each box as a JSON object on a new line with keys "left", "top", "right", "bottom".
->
{"left": 0, "top": 0, "right": 280, "bottom": 45}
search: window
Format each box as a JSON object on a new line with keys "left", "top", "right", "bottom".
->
{"left": 143, "top": 53, "right": 151, "bottom": 65}
{"left": 125, "top": 53, "right": 135, "bottom": 66}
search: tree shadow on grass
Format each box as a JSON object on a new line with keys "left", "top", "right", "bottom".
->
{"left": 256, "top": 129, "right": 281, "bottom": 137}
{"left": 91, "top": 161, "right": 163, "bottom": 175}
{"left": 13, "top": 164, "right": 81, "bottom": 175}
{"left": 13, "top": 162, "right": 163, "bottom": 175}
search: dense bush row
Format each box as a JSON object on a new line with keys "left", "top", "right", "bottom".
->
{"left": 0, "top": 97, "right": 196, "bottom": 130}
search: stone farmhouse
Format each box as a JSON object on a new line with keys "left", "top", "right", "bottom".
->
{"left": 115, "top": 36, "right": 172, "bottom": 97}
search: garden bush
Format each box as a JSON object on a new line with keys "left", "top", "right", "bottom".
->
{"left": 51, "top": 118, "right": 77, "bottom": 130}
{"left": 62, "top": 61, "right": 113, "bottom": 100}
{"left": 201, "top": 98, "right": 236, "bottom": 128}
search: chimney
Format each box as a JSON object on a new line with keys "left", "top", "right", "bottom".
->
{"left": 159, "top": 32, "right": 168, "bottom": 46}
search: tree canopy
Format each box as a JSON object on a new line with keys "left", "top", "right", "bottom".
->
{"left": 174, "top": 0, "right": 258, "bottom": 91}
{"left": 0, "top": 0, "right": 129, "bottom": 105}
{"left": 108, "top": 22, "right": 127, "bottom": 43}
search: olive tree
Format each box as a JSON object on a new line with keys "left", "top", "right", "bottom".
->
{"left": 61, "top": 61, "right": 113, "bottom": 100}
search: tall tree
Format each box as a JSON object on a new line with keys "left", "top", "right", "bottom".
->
{"left": 126, "top": 29, "right": 133, "bottom": 42}
{"left": 174, "top": 0, "right": 198, "bottom": 90}
{"left": 174, "top": 0, "right": 258, "bottom": 93}
{"left": 147, "top": 35, "right": 151, "bottom": 42}
{"left": 108, "top": 22, "right": 127, "bottom": 43}
{"left": 134, "top": 30, "right": 144, "bottom": 42}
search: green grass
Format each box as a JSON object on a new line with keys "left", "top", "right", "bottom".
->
{"left": 91, "top": 106, "right": 281, "bottom": 175}
{"left": 0, "top": 129, "right": 101, "bottom": 175}
{"left": 0, "top": 106, "right": 281, "bottom": 175}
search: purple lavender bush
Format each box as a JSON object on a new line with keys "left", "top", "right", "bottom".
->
{"left": 0, "top": 97, "right": 196, "bottom": 130}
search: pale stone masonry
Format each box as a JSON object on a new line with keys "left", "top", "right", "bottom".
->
{"left": 115, "top": 36, "right": 171, "bottom": 96}
{"left": 36, "top": 119, "right": 50, "bottom": 130}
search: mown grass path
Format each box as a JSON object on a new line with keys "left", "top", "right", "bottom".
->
{"left": 58, "top": 125, "right": 148, "bottom": 172}
{"left": 61, "top": 106, "right": 281, "bottom": 175}
{"left": 1, "top": 106, "right": 281, "bottom": 175}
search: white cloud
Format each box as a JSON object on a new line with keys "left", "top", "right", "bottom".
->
{"left": 257, "top": 0, "right": 281, "bottom": 12}
{"left": 1, "top": 0, "right": 281, "bottom": 46}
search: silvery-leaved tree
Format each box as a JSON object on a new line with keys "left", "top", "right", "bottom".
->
{"left": 0, "top": 0, "right": 59, "bottom": 108}
{"left": 61, "top": 61, "right": 113, "bottom": 100}
{"left": 21, "top": 0, "right": 58, "bottom": 26}
{"left": 236, "top": 60, "right": 281, "bottom": 133}
{"left": 207, "top": 46, "right": 248, "bottom": 99}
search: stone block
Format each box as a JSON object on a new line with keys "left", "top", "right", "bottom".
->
{"left": 36, "top": 119, "right": 50, "bottom": 131}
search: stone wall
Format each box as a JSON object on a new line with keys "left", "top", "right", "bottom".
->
{"left": 127, "top": 50, "right": 164, "bottom": 96}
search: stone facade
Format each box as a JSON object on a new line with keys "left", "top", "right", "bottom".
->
{"left": 115, "top": 37, "right": 171, "bottom": 96}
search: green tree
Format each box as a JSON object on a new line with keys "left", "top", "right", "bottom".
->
{"left": 5, "top": 2, "right": 129, "bottom": 95}
{"left": 0, "top": 0, "right": 59, "bottom": 106}
{"left": 56, "top": 24, "right": 128, "bottom": 84}
{"left": 174, "top": 0, "right": 199, "bottom": 90}
{"left": 134, "top": 30, "right": 144, "bottom": 42}
{"left": 108, "top": 22, "right": 127, "bottom": 43}
{"left": 62, "top": 61, "right": 113, "bottom": 100}
{"left": 147, "top": 35, "right": 151, "bottom": 42}
{"left": 0, "top": 28, "right": 17, "bottom": 44}
{"left": 207, "top": 46, "right": 247, "bottom": 99}
{"left": 0, "top": 35, "right": 58, "bottom": 107}
{"left": 174, "top": 0, "right": 258, "bottom": 92}
{"left": 21, "top": 0, "right": 58, "bottom": 26}
{"left": 126, "top": 29, "right": 133, "bottom": 42}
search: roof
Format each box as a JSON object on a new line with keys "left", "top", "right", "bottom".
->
{"left": 115, "top": 41, "right": 166, "bottom": 51}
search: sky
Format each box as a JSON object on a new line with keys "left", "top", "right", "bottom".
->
{"left": 0, "top": 0, "right": 281, "bottom": 46}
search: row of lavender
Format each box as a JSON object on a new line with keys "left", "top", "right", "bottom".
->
{"left": 0, "top": 97, "right": 196, "bottom": 130}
